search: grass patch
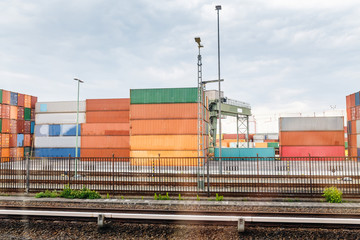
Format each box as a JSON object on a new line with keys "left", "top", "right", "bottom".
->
{"left": 35, "top": 185, "right": 101, "bottom": 199}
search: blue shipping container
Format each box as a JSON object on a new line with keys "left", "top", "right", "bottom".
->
{"left": 34, "top": 148, "right": 80, "bottom": 157}
{"left": 40, "top": 103, "right": 47, "bottom": 112}
{"left": 17, "top": 134, "right": 24, "bottom": 147}
{"left": 214, "top": 148, "right": 275, "bottom": 159}
{"left": 348, "top": 121, "right": 352, "bottom": 134}
{"left": 10, "top": 92, "right": 18, "bottom": 106}
{"left": 31, "top": 121, "right": 35, "bottom": 134}
{"left": 358, "top": 148, "right": 360, "bottom": 157}
{"left": 49, "top": 125, "right": 61, "bottom": 136}
{"left": 61, "top": 124, "right": 80, "bottom": 136}
{"left": 356, "top": 92, "right": 360, "bottom": 106}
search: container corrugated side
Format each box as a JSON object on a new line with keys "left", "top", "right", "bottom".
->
{"left": 35, "top": 101, "right": 86, "bottom": 113}
{"left": 61, "top": 124, "right": 81, "bottom": 136}
{"left": 130, "top": 150, "right": 199, "bottom": 158}
{"left": 81, "top": 136, "right": 129, "bottom": 148}
{"left": 356, "top": 92, "right": 360, "bottom": 106}
{"left": 0, "top": 90, "right": 2, "bottom": 104}
{"left": 86, "top": 111, "right": 129, "bottom": 123}
{"left": 214, "top": 148, "right": 275, "bottom": 158}
{"left": 357, "top": 120, "right": 360, "bottom": 134}
{"left": 279, "top": 117, "right": 344, "bottom": 131}
{"left": 130, "top": 103, "right": 198, "bottom": 119}
{"left": 280, "top": 146, "right": 345, "bottom": 157}
{"left": 81, "top": 123, "right": 130, "bottom": 136}
{"left": 130, "top": 135, "right": 198, "bottom": 150}
{"left": 35, "top": 125, "right": 49, "bottom": 137}
{"left": 130, "top": 158, "right": 199, "bottom": 167}
{"left": 17, "top": 94, "right": 24, "bottom": 107}
{"left": 130, "top": 88, "right": 198, "bottom": 104}
{"left": 358, "top": 135, "right": 360, "bottom": 148}
{"left": 34, "top": 148, "right": 80, "bottom": 158}
{"left": 10, "top": 92, "right": 18, "bottom": 106}
{"left": 130, "top": 119, "right": 198, "bottom": 135}
{"left": 81, "top": 148, "right": 130, "bottom": 158}
{"left": 86, "top": 99, "right": 130, "bottom": 111}
{"left": 255, "top": 142, "right": 268, "bottom": 148}
{"left": 35, "top": 136, "right": 80, "bottom": 148}
{"left": 279, "top": 131, "right": 344, "bottom": 146}
{"left": 2, "top": 90, "right": 10, "bottom": 105}
{"left": 35, "top": 113, "right": 86, "bottom": 124}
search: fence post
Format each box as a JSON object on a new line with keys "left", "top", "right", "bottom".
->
{"left": 112, "top": 154, "right": 115, "bottom": 197}
{"left": 309, "top": 153, "right": 312, "bottom": 196}
{"left": 256, "top": 153, "right": 259, "bottom": 193}
{"left": 158, "top": 154, "right": 161, "bottom": 193}
{"left": 207, "top": 155, "right": 210, "bottom": 197}
{"left": 68, "top": 154, "right": 71, "bottom": 188}
{"left": 26, "top": 153, "right": 30, "bottom": 194}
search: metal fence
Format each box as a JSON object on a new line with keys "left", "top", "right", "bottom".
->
{"left": 0, "top": 155, "right": 360, "bottom": 198}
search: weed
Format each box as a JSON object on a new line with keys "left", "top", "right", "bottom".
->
{"left": 106, "top": 193, "right": 110, "bottom": 199}
{"left": 178, "top": 194, "right": 184, "bottom": 200}
{"left": 141, "top": 196, "right": 144, "bottom": 200}
{"left": 154, "top": 192, "right": 170, "bottom": 200}
{"left": 154, "top": 193, "right": 158, "bottom": 200}
{"left": 35, "top": 190, "right": 59, "bottom": 198}
{"left": 121, "top": 196, "right": 124, "bottom": 199}
{"left": 323, "top": 186, "right": 342, "bottom": 203}
{"left": 196, "top": 195, "right": 200, "bottom": 201}
{"left": 215, "top": 193, "right": 223, "bottom": 201}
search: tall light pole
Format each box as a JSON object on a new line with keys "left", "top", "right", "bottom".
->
{"left": 215, "top": 5, "right": 222, "bottom": 174}
{"left": 74, "top": 77, "right": 84, "bottom": 177}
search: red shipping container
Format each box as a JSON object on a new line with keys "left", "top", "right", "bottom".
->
{"left": 2, "top": 134, "right": 9, "bottom": 147}
{"left": 30, "top": 109, "right": 35, "bottom": 120}
{"left": 352, "top": 121, "right": 357, "bottom": 135}
{"left": 86, "top": 99, "right": 130, "bottom": 111}
{"left": 346, "top": 95, "right": 351, "bottom": 108}
{"left": 351, "top": 107, "right": 356, "bottom": 121}
{"left": 31, "top": 96, "right": 37, "bottom": 108}
{"left": 17, "top": 94, "right": 24, "bottom": 107}
{"left": 9, "top": 120, "right": 17, "bottom": 133}
{"left": 280, "top": 146, "right": 345, "bottom": 157}
{"left": 9, "top": 148, "right": 17, "bottom": 157}
{"left": 2, "top": 119, "right": 10, "bottom": 133}
{"left": 17, "top": 107, "right": 24, "bottom": 120}
{"left": 350, "top": 93, "right": 356, "bottom": 107}
{"left": 24, "top": 134, "right": 31, "bottom": 147}
{"left": 9, "top": 134, "right": 17, "bottom": 147}
{"left": 24, "top": 95, "right": 31, "bottom": 108}
{"left": 356, "top": 106, "right": 360, "bottom": 120}
{"left": 17, "top": 120, "right": 25, "bottom": 133}
{"left": 347, "top": 109, "right": 351, "bottom": 122}
{"left": 24, "top": 121, "right": 31, "bottom": 134}
{"left": 280, "top": 131, "right": 344, "bottom": 146}
{"left": 86, "top": 111, "right": 129, "bottom": 123}
{"left": 223, "top": 134, "right": 246, "bottom": 140}
{"left": 2, "top": 90, "right": 10, "bottom": 105}
{"left": 81, "top": 148, "right": 130, "bottom": 158}
{"left": 1, "top": 105, "right": 10, "bottom": 119}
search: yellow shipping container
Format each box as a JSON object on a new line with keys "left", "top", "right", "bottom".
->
{"left": 255, "top": 142, "right": 268, "bottom": 148}
{"left": 130, "top": 135, "right": 199, "bottom": 150}
{"left": 345, "top": 149, "right": 348, "bottom": 156}
{"left": 130, "top": 158, "right": 200, "bottom": 166}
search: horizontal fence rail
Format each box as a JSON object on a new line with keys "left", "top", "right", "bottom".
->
{"left": 0, "top": 155, "right": 359, "bottom": 197}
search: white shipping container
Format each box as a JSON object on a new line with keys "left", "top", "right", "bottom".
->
{"left": 35, "top": 136, "right": 80, "bottom": 148}
{"left": 253, "top": 139, "right": 264, "bottom": 143}
{"left": 205, "top": 90, "right": 224, "bottom": 100}
{"left": 279, "top": 117, "right": 344, "bottom": 131}
{"left": 357, "top": 120, "right": 360, "bottom": 134}
{"left": 358, "top": 135, "right": 360, "bottom": 148}
{"left": 253, "top": 134, "right": 265, "bottom": 140}
{"left": 35, "top": 101, "right": 86, "bottom": 113}
{"left": 35, "top": 113, "right": 86, "bottom": 124}
{"left": 35, "top": 125, "right": 49, "bottom": 137}
{"left": 267, "top": 134, "right": 279, "bottom": 140}
{"left": 229, "top": 142, "right": 253, "bottom": 148}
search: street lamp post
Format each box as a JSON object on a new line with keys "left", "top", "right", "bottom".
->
{"left": 215, "top": 5, "right": 222, "bottom": 174}
{"left": 74, "top": 78, "right": 84, "bottom": 177}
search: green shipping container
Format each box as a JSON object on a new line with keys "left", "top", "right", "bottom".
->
{"left": 24, "top": 108, "right": 31, "bottom": 121}
{"left": 0, "top": 119, "right": 2, "bottom": 133}
{"left": 0, "top": 89, "right": 2, "bottom": 104}
{"left": 130, "top": 87, "right": 198, "bottom": 104}
{"left": 24, "top": 147, "right": 31, "bottom": 157}
{"left": 345, "top": 142, "right": 348, "bottom": 149}
{"left": 267, "top": 142, "right": 279, "bottom": 148}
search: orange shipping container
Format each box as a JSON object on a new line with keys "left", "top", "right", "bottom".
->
{"left": 1, "top": 148, "right": 10, "bottom": 159}
{"left": 2, "top": 119, "right": 10, "bottom": 133}
{"left": 81, "top": 123, "right": 130, "bottom": 136}
{"left": 16, "top": 148, "right": 24, "bottom": 158}
{"left": 349, "top": 147, "right": 358, "bottom": 157}
{"left": 130, "top": 135, "right": 198, "bottom": 150}
{"left": 2, "top": 105, "right": 10, "bottom": 119}
{"left": 130, "top": 150, "right": 200, "bottom": 158}
{"left": 86, "top": 111, "right": 129, "bottom": 123}
{"left": 24, "top": 95, "right": 31, "bottom": 108}
{"left": 86, "top": 98, "right": 130, "bottom": 111}
{"left": 350, "top": 134, "right": 357, "bottom": 148}
{"left": 130, "top": 103, "right": 198, "bottom": 120}
{"left": 2, "top": 134, "right": 9, "bottom": 147}
{"left": 130, "top": 158, "right": 199, "bottom": 167}
{"left": 352, "top": 121, "right": 357, "bottom": 134}
{"left": 31, "top": 96, "right": 37, "bottom": 108}
{"left": 81, "top": 136, "right": 129, "bottom": 148}
{"left": 130, "top": 119, "right": 198, "bottom": 135}
{"left": 10, "top": 106, "right": 18, "bottom": 119}
{"left": 350, "top": 94, "right": 356, "bottom": 107}
{"left": 9, "top": 148, "right": 17, "bottom": 157}
{"left": 280, "top": 131, "right": 344, "bottom": 146}
{"left": 255, "top": 142, "right": 268, "bottom": 148}
{"left": 2, "top": 90, "right": 10, "bottom": 105}
{"left": 81, "top": 148, "right": 130, "bottom": 158}
{"left": 346, "top": 95, "right": 351, "bottom": 108}
{"left": 18, "top": 94, "right": 25, "bottom": 107}
{"left": 24, "top": 134, "right": 31, "bottom": 147}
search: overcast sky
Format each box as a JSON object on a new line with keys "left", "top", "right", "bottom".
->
{"left": 1, "top": 0, "right": 359, "bottom": 116}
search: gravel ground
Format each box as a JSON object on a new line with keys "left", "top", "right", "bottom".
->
{"left": 0, "top": 219, "right": 360, "bottom": 240}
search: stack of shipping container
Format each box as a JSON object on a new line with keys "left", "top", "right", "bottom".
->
{"left": 81, "top": 99, "right": 130, "bottom": 159}
{"left": 34, "top": 101, "right": 84, "bottom": 157}
{"left": 346, "top": 91, "right": 360, "bottom": 157}
{"left": 279, "top": 117, "right": 345, "bottom": 157}
{"left": 1, "top": 89, "right": 36, "bottom": 159}
{"left": 129, "top": 88, "right": 208, "bottom": 166}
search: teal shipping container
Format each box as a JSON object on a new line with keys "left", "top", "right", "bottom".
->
{"left": 130, "top": 87, "right": 198, "bottom": 104}
{"left": 214, "top": 148, "right": 275, "bottom": 159}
